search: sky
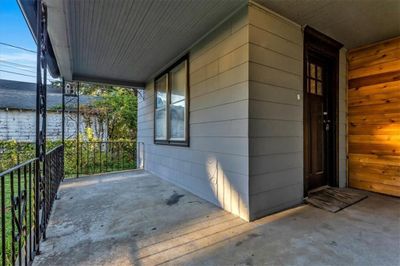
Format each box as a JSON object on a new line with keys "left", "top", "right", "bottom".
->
{"left": 0, "top": 0, "right": 42, "bottom": 83}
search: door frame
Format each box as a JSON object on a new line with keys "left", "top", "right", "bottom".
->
{"left": 303, "top": 26, "right": 343, "bottom": 196}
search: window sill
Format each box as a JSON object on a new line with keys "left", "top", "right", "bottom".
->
{"left": 154, "top": 140, "right": 189, "bottom": 147}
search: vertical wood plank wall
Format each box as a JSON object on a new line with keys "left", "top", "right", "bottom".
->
{"left": 347, "top": 37, "right": 400, "bottom": 197}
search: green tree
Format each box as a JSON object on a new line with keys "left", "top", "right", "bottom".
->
{"left": 51, "top": 82, "right": 137, "bottom": 140}
{"left": 94, "top": 87, "right": 137, "bottom": 140}
{"left": 79, "top": 82, "right": 111, "bottom": 96}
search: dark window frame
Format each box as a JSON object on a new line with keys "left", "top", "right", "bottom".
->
{"left": 153, "top": 55, "right": 190, "bottom": 147}
{"left": 307, "top": 61, "right": 324, "bottom": 96}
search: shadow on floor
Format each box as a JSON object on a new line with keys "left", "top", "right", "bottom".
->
{"left": 33, "top": 170, "right": 400, "bottom": 266}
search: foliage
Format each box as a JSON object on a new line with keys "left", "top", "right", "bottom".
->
{"left": 81, "top": 83, "right": 137, "bottom": 138}
{"left": 93, "top": 88, "right": 137, "bottom": 140}
{"left": 0, "top": 140, "right": 136, "bottom": 176}
{"left": 85, "top": 127, "right": 95, "bottom": 141}
{"left": 0, "top": 140, "right": 60, "bottom": 173}
{"left": 54, "top": 82, "right": 138, "bottom": 140}
{"left": 75, "top": 140, "right": 136, "bottom": 177}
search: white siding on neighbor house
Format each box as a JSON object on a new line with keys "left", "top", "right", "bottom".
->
{"left": 0, "top": 110, "right": 106, "bottom": 141}
{"left": 0, "top": 111, "right": 36, "bottom": 141}
{"left": 248, "top": 4, "right": 304, "bottom": 220}
{"left": 137, "top": 6, "right": 251, "bottom": 221}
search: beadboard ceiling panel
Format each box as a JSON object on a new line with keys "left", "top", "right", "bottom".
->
{"left": 43, "top": 0, "right": 246, "bottom": 87}
{"left": 254, "top": 0, "right": 400, "bottom": 49}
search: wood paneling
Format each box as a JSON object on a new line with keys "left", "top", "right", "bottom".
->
{"left": 348, "top": 37, "right": 400, "bottom": 197}
{"left": 348, "top": 70, "right": 400, "bottom": 89}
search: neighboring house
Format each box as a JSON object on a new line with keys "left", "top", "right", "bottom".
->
{"left": 0, "top": 79, "right": 107, "bottom": 141}
{"left": 19, "top": 0, "right": 399, "bottom": 221}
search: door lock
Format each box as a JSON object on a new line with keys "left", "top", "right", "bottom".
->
{"left": 323, "top": 119, "right": 331, "bottom": 131}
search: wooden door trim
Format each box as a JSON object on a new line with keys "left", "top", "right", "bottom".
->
{"left": 303, "top": 26, "right": 343, "bottom": 197}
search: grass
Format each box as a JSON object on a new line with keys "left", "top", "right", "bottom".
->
{"left": 0, "top": 169, "right": 35, "bottom": 265}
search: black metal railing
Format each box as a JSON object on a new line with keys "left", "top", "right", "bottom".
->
{"left": 42, "top": 146, "right": 64, "bottom": 238}
{"left": 0, "top": 158, "right": 37, "bottom": 266}
{"left": 0, "top": 145, "right": 64, "bottom": 265}
{"left": 0, "top": 142, "right": 61, "bottom": 174}
{"left": 1, "top": 140, "right": 136, "bottom": 179}
{"left": 74, "top": 141, "right": 136, "bottom": 178}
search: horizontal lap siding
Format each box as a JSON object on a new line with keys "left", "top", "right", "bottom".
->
{"left": 0, "top": 111, "right": 104, "bottom": 141}
{"left": 0, "top": 111, "right": 36, "bottom": 141}
{"left": 348, "top": 37, "right": 400, "bottom": 197}
{"left": 138, "top": 4, "right": 352, "bottom": 221}
{"left": 248, "top": 4, "right": 349, "bottom": 219}
{"left": 248, "top": 4, "right": 304, "bottom": 220}
{"left": 137, "top": 6, "right": 251, "bottom": 220}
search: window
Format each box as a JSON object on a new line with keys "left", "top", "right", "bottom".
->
{"left": 154, "top": 57, "right": 189, "bottom": 146}
{"left": 307, "top": 62, "right": 324, "bottom": 96}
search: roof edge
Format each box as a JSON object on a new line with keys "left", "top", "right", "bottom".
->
{"left": 17, "top": 0, "right": 61, "bottom": 78}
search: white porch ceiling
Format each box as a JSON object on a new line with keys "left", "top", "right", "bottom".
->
{"left": 255, "top": 0, "right": 400, "bottom": 49}
{"left": 42, "top": 0, "right": 399, "bottom": 86}
{"left": 44, "top": 0, "right": 246, "bottom": 86}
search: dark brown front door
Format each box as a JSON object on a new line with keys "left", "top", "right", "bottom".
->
{"left": 306, "top": 59, "right": 328, "bottom": 190}
{"left": 303, "top": 26, "right": 343, "bottom": 195}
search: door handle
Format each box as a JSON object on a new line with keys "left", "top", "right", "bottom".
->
{"left": 323, "top": 119, "right": 331, "bottom": 131}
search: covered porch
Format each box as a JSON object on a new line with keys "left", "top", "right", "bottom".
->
{"left": 2, "top": 0, "right": 398, "bottom": 264}
{"left": 34, "top": 170, "right": 400, "bottom": 266}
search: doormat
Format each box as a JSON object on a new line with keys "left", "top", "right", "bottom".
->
{"left": 305, "top": 187, "right": 368, "bottom": 213}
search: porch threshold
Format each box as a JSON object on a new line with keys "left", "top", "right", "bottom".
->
{"left": 33, "top": 170, "right": 400, "bottom": 265}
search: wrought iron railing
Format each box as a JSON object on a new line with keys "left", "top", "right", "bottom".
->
{"left": 0, "top": 158, "right": 37, "bottom": 266}
{"left": 0, "top": 145, "right": 64, "bottom": 265}
{"left": 74, "top": 141, "right": 136, "bottom": 178}
{"left": 42, "top": 146, "right": 64, "bottom": 238}
{"left": 1, "top": 141, "right": 136, "bottom": 179}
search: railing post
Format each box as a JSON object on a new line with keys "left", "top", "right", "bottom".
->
{"left": 35, "top": 0, "right": 47, "bottom": 253}
{"left": 62, "top": 78, "right": 65, "bottom": 148}
{"left": 34, "top": 0, "right": 41, "bottom": 254}
{"left": 62, "top": 79, "right": 65, "bottom": 180}
{"left": 42, "top": 4, "right": 48, "bottom": 242}
{"left": 1, "top": 174, "right": 5, "bottom": 266}
{"left": 76, "top": 82, "right": 80, "bottom": 178}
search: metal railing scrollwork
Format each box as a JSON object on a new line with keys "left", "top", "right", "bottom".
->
{"left": 0, "top": 145, "right": 64, "bottom": 265}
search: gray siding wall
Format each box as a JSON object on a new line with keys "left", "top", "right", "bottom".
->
{"left": 248, "top": 4, "right": 304, "bottom": 220}
{"left": 137, "top": 4, "right": 348, "bottom": 222}
{"left": 247, "top": 4, "right": 348, "bottom": 220}
{"left": 137, "top": 6, "right": 251, "bottom": 221}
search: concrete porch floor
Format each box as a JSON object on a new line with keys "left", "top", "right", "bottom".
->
{"left": 33, "top": 170, "right": 400, "bottom": 266}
